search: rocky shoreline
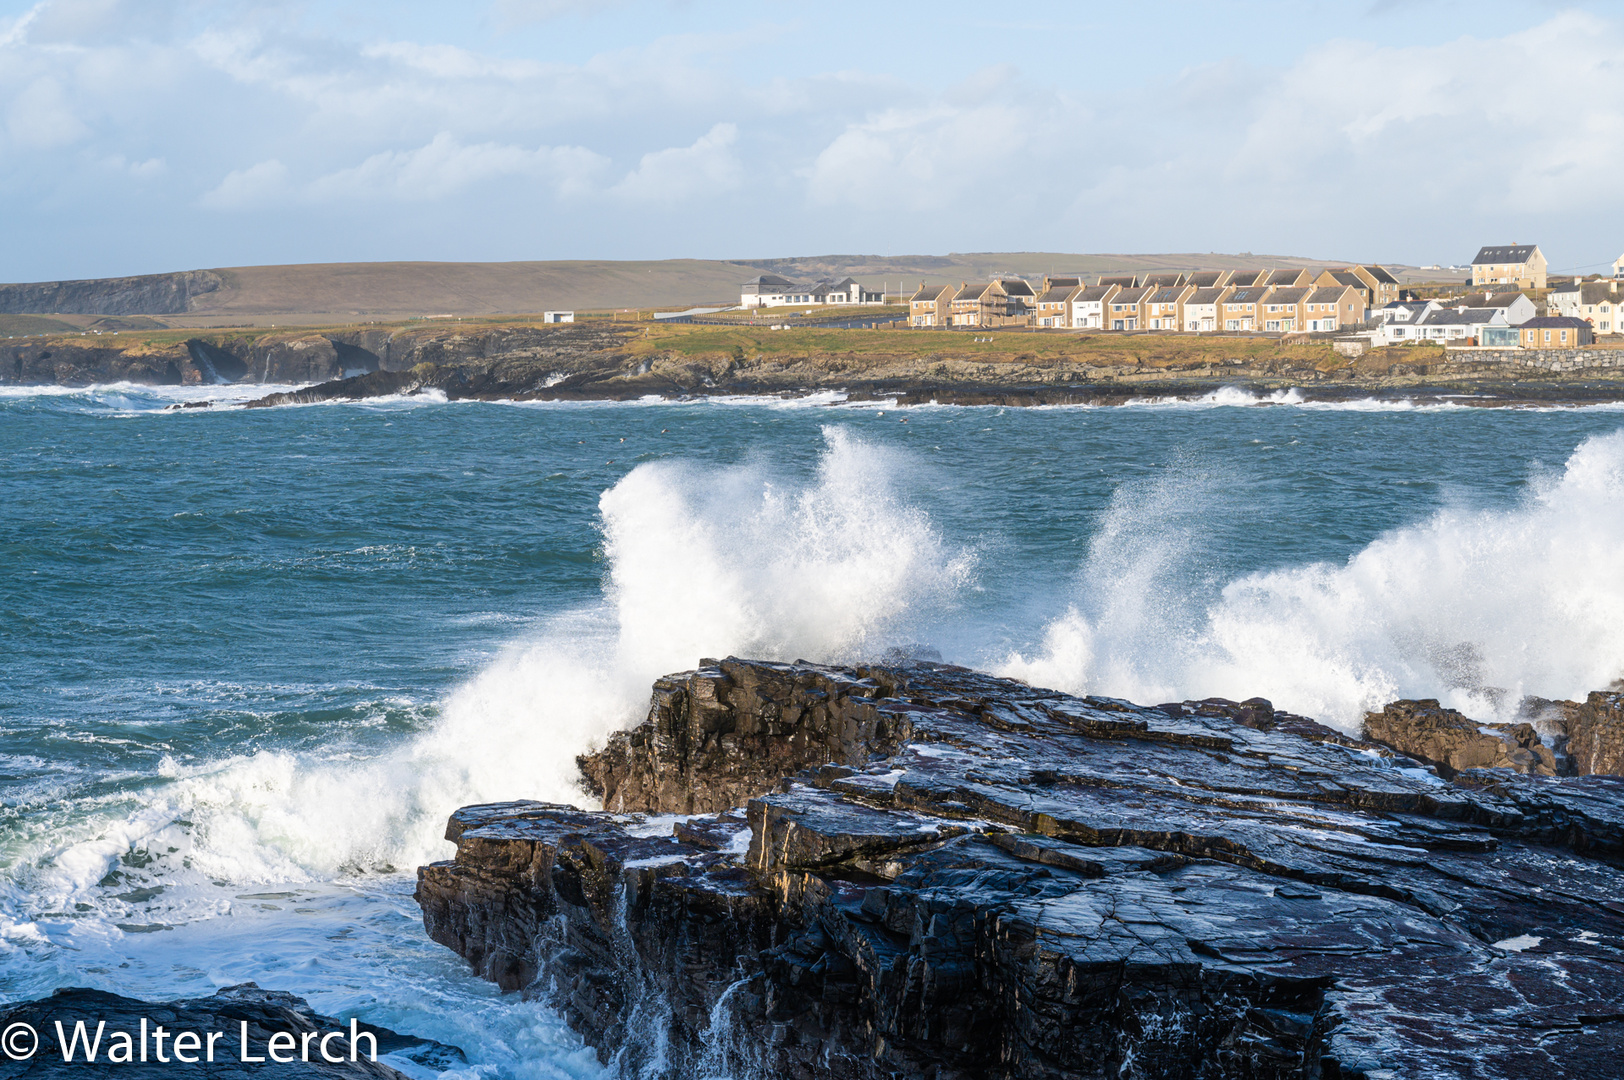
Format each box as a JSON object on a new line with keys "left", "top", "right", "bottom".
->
{"left": 415, "top": 658, "right": 1624, "bottom": 1079}
{"left": 8, "top": 322, "right": 1624, "bottom": 408}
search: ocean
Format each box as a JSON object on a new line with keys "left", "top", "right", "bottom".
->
{"left": 4, "top": 382, "right": 1624, "bottom": 1077}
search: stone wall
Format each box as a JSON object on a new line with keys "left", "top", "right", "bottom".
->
{"left": 1444, "top": 346, "right": 1624, "bottom": 372}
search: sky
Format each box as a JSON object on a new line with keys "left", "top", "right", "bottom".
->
{"left": 2, "top": 0, "right": 1623, "bottom": 281}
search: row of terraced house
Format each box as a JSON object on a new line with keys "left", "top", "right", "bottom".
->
{"left": 907, "top": 266, "right": 1401, "bottom": 333}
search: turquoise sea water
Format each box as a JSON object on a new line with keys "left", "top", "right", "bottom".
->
{"left": 4, "top": 382, "right": 1624, "bottom": 1077}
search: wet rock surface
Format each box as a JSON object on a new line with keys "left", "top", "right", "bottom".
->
{"left": 416, "top": 659, "right": 1624, "bottom": 1079}
{"left": 0, "top": 983, "right": 462, "bottom": 1080}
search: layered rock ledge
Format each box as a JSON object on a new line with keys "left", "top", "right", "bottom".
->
{"left": 415, "top": 659, "right": 1624, "bottom": 1079}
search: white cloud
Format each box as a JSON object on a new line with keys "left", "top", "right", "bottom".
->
{"left": 612, "top": 122, "right": 740, "bottom": 203}
{"left": 6, "top": 76, "right": 89, "bottom": 148}
{"left": 305, "top": 132, "right": 609, "bottom": 202}
{"left": 201, "top": 159, "right": 290, "bottom": 209}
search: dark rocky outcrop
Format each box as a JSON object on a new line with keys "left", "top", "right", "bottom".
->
{"left": 1564, "top": 692, "right": 1624, "bottom": 776}
{"left": 416, "top": 659, "right": 1624, "bottom": 1079}
{"left": 0, "top": 984, "right": 460, "bottom": 1079}
{"left": 0, "top": 271, "right": 223, "bottom": 316}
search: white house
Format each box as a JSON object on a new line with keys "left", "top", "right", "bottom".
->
{"left": 1070, "top": 284, "right": 1120, "bottom": 329}
{"left": 1409, "top": 308, "right": 1509, "bottom": 342}
{"left": 542, "top": 311, "right": 574, "bottom": 324}
{"left": 1373, "top": 300, "right": 1441, "bottom": 344}
{"left": 1548, "top": 279, "right": 1623, "bottom": 335}
{"left": 1181, "top": 286, "right": 1229, "bottom": 332}
{"left": 741, "top": 274, "right": 882, "bottom": 308}
{"left": 1615, "top": 253, "right": 1624, "bottom": 279}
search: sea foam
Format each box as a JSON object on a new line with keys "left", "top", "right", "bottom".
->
{"left": 1001, "top": 428, "right": 1624, "bottom": 729}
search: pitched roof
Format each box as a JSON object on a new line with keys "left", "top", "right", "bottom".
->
{"left": 1230, "top": 271, "right": 1268, "bottom": 287}
{"left": 1305, "top": 286, "right": 1352, "bottom": 304}
{"left": 1472, "top": 245, "right": 1540, "bottom": 265}
{"left": 910, "top": 284, "right": 951, "bottom": 302}
{"left": 1141, "top": 272, "right": 1186, "bottom": 287}
{"left": 744, "top": 273, "right": 799, "bottom": 287}
{"left": 1520, "top": 316, "right": 1590, "bottom": 329}
{"left": 1038, "top": 286, "right": 1081, "bottom": 303}
{"left": 1267, "top": 286, "right": 1312, "bottom": 304}
{"left": 1265, "top": 270, "right": 1306, "bottom": 286}
{"left": 1045, "top": 276, "right": 1084, "bottom": 288}
{"left": 1225, "top": 287, "right": 1269, "bottom": 303}
{"left": 1418, "top": 308, "right": 1501, "bottom": 326}
{"left": 1098, "top": 275, "right": 1138, "bottom": 287}
{"left": 1075, "top": 285, "right": 1118, "bottom": 301}
{"left": 1553, "top": 283, "right": 1623, "bottom": 305}
{"left": 1359, "top": 265, "right": 1401, "bottom": 285}
{"left": 1186, "top": 271, "right": 1229, "bottom": 288}
{"left": 1483, "top": 291, "right": 1526, "bottom": 306}
{"left": 999, "top": 278, "right": 1037, "bottom": 297}
{"left": 1110, "top": 286, "right": 1153, "bottom": 304}
{"left": 1186, "top": 287, "right": 1229, "bottom": 304}
{"left": 955, "top": 282, "right": 996, "bottom": 301}
{"left": 1145, "top": 286, "right": 1190, "bottom": 303}
{"left": 1324, "top": 271, "right": 1364, "bottom": 288}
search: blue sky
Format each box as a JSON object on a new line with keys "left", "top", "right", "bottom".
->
{"left": 2, "top": 0, "right": 1622, "bottom": 280}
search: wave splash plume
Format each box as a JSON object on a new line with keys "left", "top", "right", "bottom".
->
{"left": 1003, "top": 429, "right": 1624, "bottom": 729}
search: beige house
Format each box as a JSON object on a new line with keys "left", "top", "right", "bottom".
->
{"left": 1350, "top": 266, "right": 1402, "bottom": 308}
{"left": 1143, "top": 285, "right": 1196, "bottom": 330}
{"left": 950, "top": 281, "right": 1011, "bottom": 328}
{"left": 1107, "top": 286, "right": 1153, "bottom": 330}
{"left": 1221, "top": 285, "right": 1273, "bottom": 331}
{"left": 1302, "top": 285, "right": 1364, "bottom": 332}
{"left": 908, "top": 284, "right": 952, "bottom": 328}
{"left": 1261, "top": 286, "right": 1312, "bottom": 332}
{"left": 1034, "top": 283, "right": 1082, "bottom": 328}
{"left": 1472, "top": 245, "right": 1547, "bottom": 290}
{"left": 1182, "top": 286, "right": 1233, "bottom": 332}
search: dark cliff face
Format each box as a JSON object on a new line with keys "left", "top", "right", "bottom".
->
{"left": 416, "top": 659, "right": 1624, "bottom": 1080}
{"left": 0, "top": 271, "right": 224, "bottom": 316}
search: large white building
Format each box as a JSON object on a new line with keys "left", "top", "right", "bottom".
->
{"left": 740, "top": 275, "right": 883, "bottom": 308}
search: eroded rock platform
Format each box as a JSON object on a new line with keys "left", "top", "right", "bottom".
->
{"left": 415, "top": 659, "right": 1624, "bottom": 1079}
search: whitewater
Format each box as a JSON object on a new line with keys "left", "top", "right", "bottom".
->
{"left": 3, "top": 384, "right": 1622, "bottom": 1077}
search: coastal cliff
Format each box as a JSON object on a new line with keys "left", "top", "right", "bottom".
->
{"left": 415, "top": 659, "right": 1624, "bottom": 1079}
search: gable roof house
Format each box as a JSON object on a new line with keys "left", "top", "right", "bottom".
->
{"left": 741, "top": 273, "right": 801, "bottom": 307}
{"left": 1071, "top": 284, "right": 1121, "bottom": 329}
{"left": 1144, "top": 284, "right": 1196, "bottom": 331}
{"left": 1107, "top": 286, "right": 1153, "bottom": 330}
{"left": 1186, "top": 270, "right": 1232, "bottom": 288}
{"left": 1303, "top": 285, "right": 1364, "bottom": 332}
{"left": 909, "top": 283, "right": 953, "bottom": 328}
{"left": 1181, "top": 286, "right": 1233, "bottom": 332}
{"left": 1098, "top": 275, "right": 1139, "bottom": 288}
{"left": 950, "top": 281, "right": 1008, "bottom": 328}
{"left": 817, "top": 277, "right": 883, "bottom": 304}
{"left": 1229, "top": 270, "right": 1270, "bottom": 288}
{"left": 1519, "top": 315, "right": 1592, "bottom": 348}
{"left": 1375, "top": 300, "right": 1442, "bottom": 344}
{"left": 1141, "top": 272, "right": 1188, "bottom": 288}
{"left": 1035, "top": 284, "right": 1083, "bottom": 328}
{"left": 1412, "top": 307, "right": 1509, "bottom": 344}
{"left": 1547, "top": 280, "right": 1622, "bottom": 334}
{"left": 1261, "top": 286, "right": 1312, "bottom": 332}
{"left": 1615, "top": 253, "right": 1624, "bottom": 279}
{"left": 1221, "top": 286, "right": 1273, "bottom": 331}
{"left": 1476, "top": 291, "right": 1537, "bottom": 325}
{"left": 997, "top": 279, "right": 1039, "bottom": 326}
{"left": 1471, "top": 245, "right": 1547, "bottom": 290}
{"left": 1349, "top": 266, "right": 1402, "bottom": 308}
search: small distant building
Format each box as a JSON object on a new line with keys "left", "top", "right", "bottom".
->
{"left": 1070, "top": 284, "right": 1121, "bottom": 329}
{"left": 1547, "top": 279, "right": 1622, "bottom": 335}
{"left": 543, "top": 311, "right": 575, "bottom": 323}
{"left": 1518, "top": 315, "right": 1592, "bottom": 347}
{"left": 1471, "top": 245, "right": 1547, "bottom": 290}
{"left": 742, "top": 274, "right": 881, "bottom": 308}
{"left": 908, "top": 283, "right": 952, "bottom": 328}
